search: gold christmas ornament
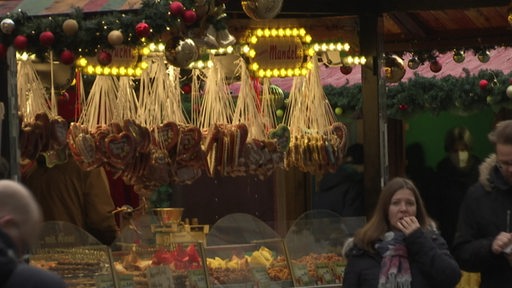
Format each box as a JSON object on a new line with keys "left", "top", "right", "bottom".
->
{"left": 62, "top": 19, "right": 79, "bottom": 36}
{"left": 241, "top": 0, "right": 283, "bottom": 20}
{"left": 384, "top": 55, "right": 406, "bottom": 83}
{"left": 107, "top": 30, "right": 124, "bottom": 46}
{"left": 477, "top": 50, "right": 490, "bottom": 63}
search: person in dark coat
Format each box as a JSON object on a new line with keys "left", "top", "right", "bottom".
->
{"left": 452, "top": 120, "right": 512, "bottom": 288}
{"left": 0, "top": 180, "right": 66, "bottom": 287}
{"left": 313, "top": 143, "right": 365, "bottom": 217}
{"left": 343, "top": 177, "right": 461, "bottom": 288}
{"left": 436, "top": 126, "right": 481, "bottom": 250}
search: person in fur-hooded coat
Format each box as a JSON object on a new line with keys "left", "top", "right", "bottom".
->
{"left": 452, "top": 120, "right": 512, "bottom": 288}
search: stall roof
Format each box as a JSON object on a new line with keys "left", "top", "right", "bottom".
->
{"left": 1, "top": 0, "right": 510, "bottom": 52}
{"left": 0, "top": 0, "right": 140, "bottom": 15}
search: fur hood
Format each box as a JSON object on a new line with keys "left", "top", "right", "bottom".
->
{"left": 478, "top": 154, "right": 496, "bottom": 191}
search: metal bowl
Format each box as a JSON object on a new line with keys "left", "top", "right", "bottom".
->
{"left": 153, "top": 208, "right": 184, "bottom": 226}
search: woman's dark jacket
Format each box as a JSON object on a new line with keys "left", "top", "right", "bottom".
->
{"left": 452, "top": 154, "right": 512, "bottom": 288}
{"left": 343, "top": 229, "right": 461, "bottom": 288}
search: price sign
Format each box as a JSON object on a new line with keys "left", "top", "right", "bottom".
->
{"left": 316, "top": 262, "right": 335, "bottom": 284}
{"left": 146, "top": 266, "right": 174, "bottom": 288}
{"left": 118, "top": 274, "right": 135, "bottom": 288}
{"left": 292, "top": 263, "right": 314, "bottom": 286}
{"left": 331, "top": 261, "right": 346, "bottom": 283}
{"left": 188, "top": 269, "right": 208, "bottom": 288}
{"left": 95, "top": 273, "right": 114, "bottom": 288}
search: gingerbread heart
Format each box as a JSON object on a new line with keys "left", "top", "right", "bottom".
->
{"left": 153, "top": 121, "right": 179, "bottom": 151}
{"left": 105, "top": 132, "right": 135, "bottom": 165}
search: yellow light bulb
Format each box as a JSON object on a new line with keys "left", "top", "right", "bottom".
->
{"left": 249, "top": 49, "right": 256, "bottom": 58}
{"left": 87, "top": 65, "right": 94, "bottom": 74}
{"left": 95, "top": 66, "right": 103, "bottom": 75}
{"left": 111, "top": 67, "right": 119, "bottom": 76}
{"left": 278, "top": 28, "right": 284, "bottom": 36}
{"left": 103, "top": 67, "right": 111, "bottom": 75}
{"left": 256, "top": 29, "right": 263, "bottom": 37}
{"left": 258, "top": 70, "right": 265, "bottom": 77}
{"left": 264, "top": 28, "right": 271, "bottom": 37}
{"left": 265, "top": 69, "right": 272, "bottom": 78}
{"left": 250, "top": 36, "right": 258, "bottom": 44}
{"left": 78, "top": 57, "right": 88, "bottom": 67}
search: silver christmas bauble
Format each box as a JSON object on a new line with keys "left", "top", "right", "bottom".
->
{"left": 0, "top": 18, "right": 15, "bottom": 34}
{"left": 165, "top": 38, "right": 198, "bottom": 68}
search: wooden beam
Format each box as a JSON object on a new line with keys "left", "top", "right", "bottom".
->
{"left": 387, "top": 12, "right": 428, "bottom": 39}
{"left": 225, "top": 0, "right": 509, "bottom": 18}
{"left": 384, "top": 28, "right": 512, "bottom": 51}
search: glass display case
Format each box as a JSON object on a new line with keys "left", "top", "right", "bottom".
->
{"left": 204, "top": 213, "right": 293, "bottom": 287}
{"left": 284, "top": 210, "right": 365, "bottom": 287}
{"left": 111, "top": 213, "right": 210, "bottom": 288}
{"left": 29, "top": 221, "right": 116, "bottom": 288}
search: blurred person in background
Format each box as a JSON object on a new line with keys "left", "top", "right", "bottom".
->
{"left": 313, "top": 143, "right": 365, "bottom": 217}
{"left": 0, "top": 180, "right": 66, "bottom": 287}
{"left": 436, "top": 126, "right": 481, "bottom": 250}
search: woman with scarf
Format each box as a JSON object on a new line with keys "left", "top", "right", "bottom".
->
{"left": 342, "top": 177, "right": 461, "bottom": 288}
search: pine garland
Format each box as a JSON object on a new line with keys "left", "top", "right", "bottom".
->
{"left": 0, "top": 0, "right": 228, "bottom": 58}
{"left": 324, "top": 68, "right": 512, "bottom": 119}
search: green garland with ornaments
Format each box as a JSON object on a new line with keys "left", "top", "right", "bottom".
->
{"left": 0, "top": 0, "right": 229, "bottom": 62}
{"left": 323, "top": 68, "right": 512, "bottom": 120}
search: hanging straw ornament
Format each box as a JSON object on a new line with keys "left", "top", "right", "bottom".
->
{"left": 78, "top": 75, "right": 119, "bottom": 130}
{"left": 260, "top": 78, "right": 278, "bottom": 132}
{"left": 113, "top": 77, "right": 139, "bottom": 123}
{"left": 190, "top": 68, "right": 204, "bottom": 127}
{"left": 197, "top": 55, "right": 235, "bottom": 130}
{"left": 17, "top": 58, "right": 54, "bottom": 121}
{"left": 283, "top": 57, "right": 347, "bottom": 174}
{"left": 232, "top": 58, "right": 266, "bottom": 140}
{"left": 137, "top": 54, "right": 188, "bottom": 127}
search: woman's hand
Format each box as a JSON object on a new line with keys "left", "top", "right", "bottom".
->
{"left": 397, "top": 216, "right": 420, "bottom": 236}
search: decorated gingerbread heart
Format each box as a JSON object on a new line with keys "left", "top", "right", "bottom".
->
{"left": 105, "top": 132, "right": 135, "bottom": 166}
{"left": 153, "top": 121, "right": 179, "bottom": 152}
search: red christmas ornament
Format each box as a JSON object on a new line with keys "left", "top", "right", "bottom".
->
{"left": 479, "top": 79, "right": 489, "bottom": 90}
{"left": 339, "top": 65, "right": 353, "bottom": 75}
{"left": 0, "top": 43, "right": 7, "bottom": 59}
{"left": 181, "top": 83, "right": 192, "bottom": 94}
{"left": 39, "top": 31, "right": 55, "bottom": 47}
{"left": 182, "top": 10, "right": 197, "bottom": 25}
{"left": 135, "top": 22, "right": 151, "bottom": 38}
{"left": 169, "top": 1, "right": 185, "bottom": 16}
{"left": 13, "top": 35, "right": 28, "bottom": 51}
{"left": 399, "top": 104, "right": 408, "bottom": 111}
{"left": 97, "top": 50, "right": 112, "bottom": 66}
{"left": 60, "top": 49, "right": 75, "bottom": 65}
{"left": 429, "top": 60, "right": 442, "bottom": 73}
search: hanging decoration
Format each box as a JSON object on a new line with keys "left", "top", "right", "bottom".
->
{"left": 241, "top": 27, "right": 313, "bottom": 78}
{"left": 384, "top": 54, "right": 406, "bottom": 83}
{"left": 283, "top": 57, "right": 347, "bottom": 174}
{"left": 241, "top": 0, "right": 284, "bottom": 20}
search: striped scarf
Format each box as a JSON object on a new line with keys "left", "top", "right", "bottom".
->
{"left": 375, "top": 231, "right": 412, "bottom": 288}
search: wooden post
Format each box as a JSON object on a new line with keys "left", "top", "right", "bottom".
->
{"left": 359, "top": 11, "right": 388, "bottom": 217}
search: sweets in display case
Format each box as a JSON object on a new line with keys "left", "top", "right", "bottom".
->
{"left": 205, "top": 213, "right": 293, "bottom": 287}
{"left": 285, "top": 210, "right": 365, "bottom": 287}
{"left": 111, "top": 213, "right": 209, "bottom": 288}
{"left": 29, "top": 221, "right": 117, "bottom": 287}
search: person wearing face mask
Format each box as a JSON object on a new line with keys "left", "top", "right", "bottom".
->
{"left": 0, "top": 180, "right": 66, "bottom": 287}
{"left": 452, "top": 120, "right": 512, "bottom": 288}
{"left": 435, "top": 126, "right": 481, "bottom": 251}
{"left": 342, "top": 177, "right": 461, "bottom": 288}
